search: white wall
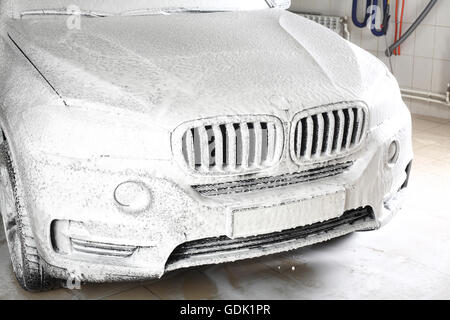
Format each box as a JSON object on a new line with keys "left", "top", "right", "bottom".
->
{"left": 290, "top": 0, "right": 450, "bottom": 119}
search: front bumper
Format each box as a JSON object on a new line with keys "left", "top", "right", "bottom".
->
{"left": 21, "top": 112, "right": 412, "bottom": 283}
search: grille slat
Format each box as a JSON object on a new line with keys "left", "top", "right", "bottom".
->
{"left": 304, "top": 117, "right": 314, "bottom": 159}
{"left": 267, "top": 123, "right": 276, "bottom": 165}
{"left": 199, "top": 126, "right": 210, "bottom": 170}
{"left": 212, "top": 125, "right": 223, "bottom": 168}
{"left": 226, "top": 123, "right": 237, "bottom": 171}
{"left": 254, "top": 122, "right": 263, "bottom": 166}
{"left": 335, "top": 109, "right": 345, "bottom": 153}
{"left": 184, "top": 129, "right": 195, "bottom": 169}
{"left": 325, "top": 111, "right": 335, "bottom": 155}
{"left": 315, "top": 114, "right": 325, "bottom": 158}
{"left": 181, "top": 117, "right": 282, "bottom": 174}
{"left": 295, "top": 119, "right": 302, "bottom": 159}
{"left": 345, "top": 108, "right": 354, "bottom": 150}
{"left": 240, "top": 123, "right": 250, "bottom": 169}
{"left": 355, "top": 108, "right": 365, "bottom": 144}
{"left": 292, "top": 103, "right": 367, "bottom": 163}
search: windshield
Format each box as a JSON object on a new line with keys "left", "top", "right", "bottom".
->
{"left": 15, "top": 0, "right": 282, "bottom": 17}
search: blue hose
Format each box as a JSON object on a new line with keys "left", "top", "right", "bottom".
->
{"left": 352, "top": 0, "right": 389, "bottom": 36}
{"left": 370, "top": 0, "right": 389, "bottom": 36}
{"left": 352, "top": 0, "right": 371, "bottom": 27}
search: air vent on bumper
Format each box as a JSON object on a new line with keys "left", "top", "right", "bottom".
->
{"left": 166, "top": 207, "right": 375, "bottom": 271}
{"left": 192, "top": 161, "right": 352, "bottom": 196}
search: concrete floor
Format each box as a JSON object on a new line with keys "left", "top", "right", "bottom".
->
{"left": 1, "top": 114, "right": 449, "bottom": 300}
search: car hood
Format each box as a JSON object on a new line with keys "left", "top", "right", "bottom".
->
{"left": 6, "top": 9, "right": 367, "bottom": 129}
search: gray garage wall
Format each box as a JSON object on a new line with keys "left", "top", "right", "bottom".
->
{"left": 289, "top": 0, "right": 450, "bottom": 119}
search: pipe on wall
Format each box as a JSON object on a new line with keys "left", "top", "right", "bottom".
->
{"left": 401, "top": 86, "right": 450, "bottom": 107}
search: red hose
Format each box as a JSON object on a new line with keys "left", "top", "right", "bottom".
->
{"left": 394, "top": 0, "right": 399, "bottom": 55}
{"left": 398, "top": 0, "right": 405, "bottom": 55}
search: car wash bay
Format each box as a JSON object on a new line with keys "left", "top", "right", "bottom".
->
{"left": 1, "top": 0, "right": 449, "bottom": 299}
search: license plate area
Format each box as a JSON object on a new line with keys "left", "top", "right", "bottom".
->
{"left": 229, "top": 188, "right": 346, "bottom": 238}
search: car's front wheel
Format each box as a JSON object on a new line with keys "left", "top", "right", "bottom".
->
{"left": 0, "top": 137, "right": 59, "bottom": 291}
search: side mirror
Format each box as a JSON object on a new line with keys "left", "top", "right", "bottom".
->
{"left": 268, "top": 0, "right": 291, "bottom": 9}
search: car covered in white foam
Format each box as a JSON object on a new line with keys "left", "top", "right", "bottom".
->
{"left": 0, "top": 0, "right": 412, "bottom": 291}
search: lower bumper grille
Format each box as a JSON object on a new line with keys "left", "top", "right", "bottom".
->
{"left": 167, "top": 207, "right": 375, "bottom": 265}
{"left": 192, "top": 161, "right": 352, "bottom": 196}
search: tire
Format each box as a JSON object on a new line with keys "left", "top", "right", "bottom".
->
{"left": 0, "top": 139, "right": 59, "bottom": 291}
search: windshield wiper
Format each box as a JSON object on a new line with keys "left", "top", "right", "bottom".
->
{"left": 20, "top": 8, "right": 113, "bottom": 18}
{"left": 20, "top": 6, "right": 260, "bottom": 19}
{"left": 119, "top": 7, "right": 236, "bottom": 16}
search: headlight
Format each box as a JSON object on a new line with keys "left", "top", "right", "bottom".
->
{"left": 350, "top": 43, "right": 405, "bottom": 130}
{"left": 20, "top": 105, "right": 171, "bottom": 160}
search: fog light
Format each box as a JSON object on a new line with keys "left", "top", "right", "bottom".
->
{"left": 114, "top": 181, "right": 152, "bottom": 212}
{"left": 387, "top": 140, "right": 400, "bottom": 165}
